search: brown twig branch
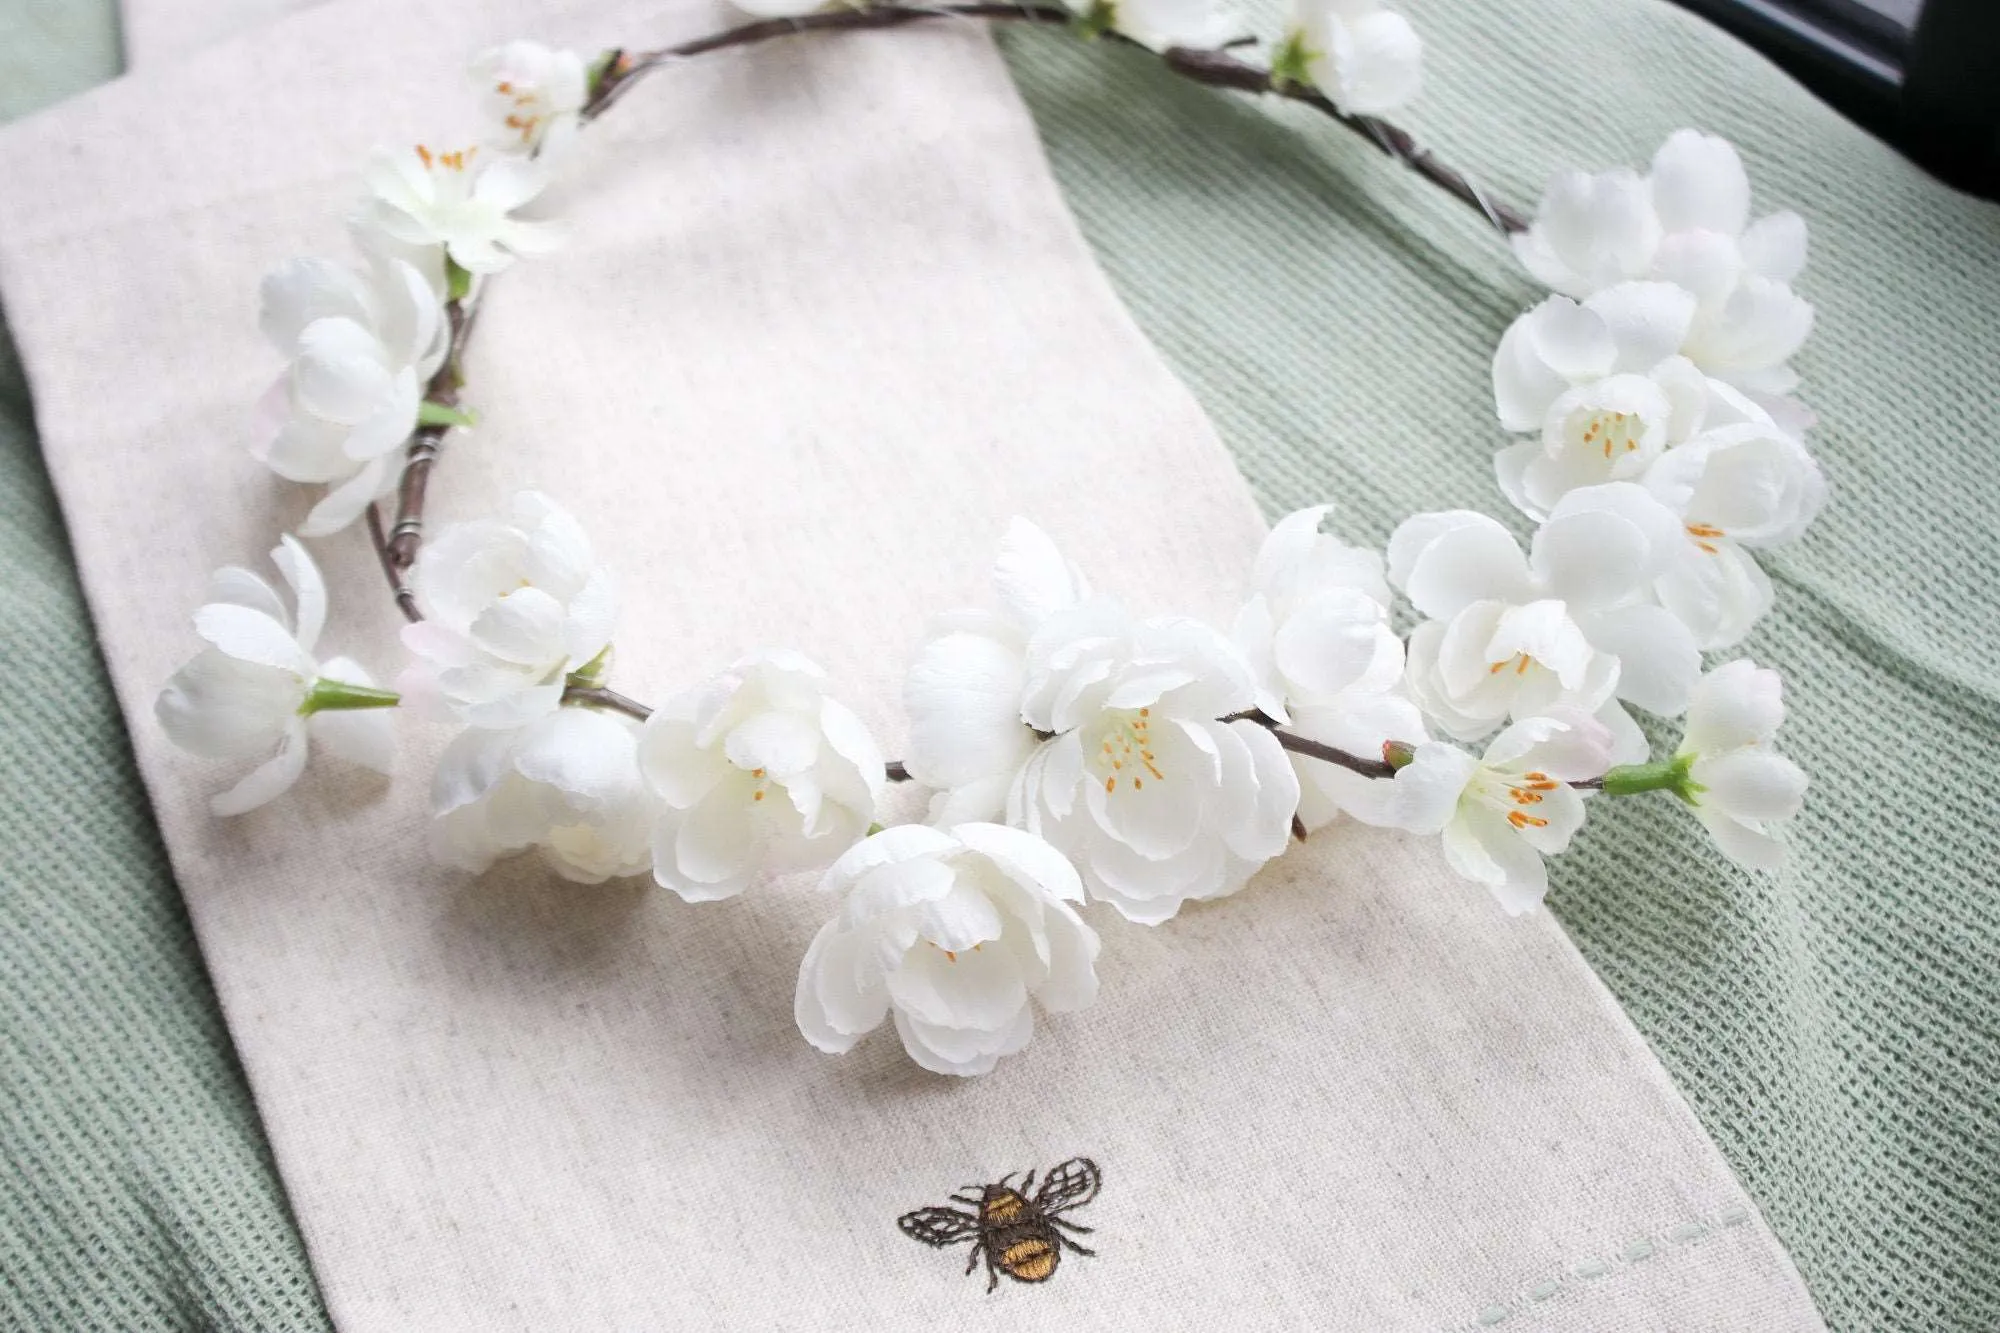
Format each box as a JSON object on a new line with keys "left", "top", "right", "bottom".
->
{"left": 585, "top": 6, "right": 1525, "bottom": 234}
{"left": 556, "top": 684, "right": 1400, "bottom": 783}
{"left": 561, "top": 685, "right": 656, "bottom": 719}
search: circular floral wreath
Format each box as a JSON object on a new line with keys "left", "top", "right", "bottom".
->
{"left": 156, "top": 0, "right": 1824, "bottom": 1077}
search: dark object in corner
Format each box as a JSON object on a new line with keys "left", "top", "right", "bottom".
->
{"left": 1667, "top": 0, "right": 1999, "bottom": 199}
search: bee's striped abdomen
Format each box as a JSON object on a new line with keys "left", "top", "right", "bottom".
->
{"left": 998, "top": 1235, "right": 1058, "bottom": 1282}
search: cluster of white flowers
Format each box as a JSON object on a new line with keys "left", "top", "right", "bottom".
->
{"left": 156, "top": 29, "right": 1820, "bottom": 1079}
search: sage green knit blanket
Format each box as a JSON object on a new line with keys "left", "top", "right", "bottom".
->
{"left": 3, "top": 0, "right": 1996, "bottom": 1328}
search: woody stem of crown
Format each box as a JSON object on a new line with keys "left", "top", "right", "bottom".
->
{"left": 366, "top": 3, "right": 1522, "bottom": 775}
{"left": 564, "top": 686, "right": 1396, "bottom": 781}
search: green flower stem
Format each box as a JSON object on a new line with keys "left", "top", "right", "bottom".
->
{"left": 299, "top": 678, "right": 401, "bottom": 715}
{"left": 1597, "top": 755, "right": 1696, "bottom": 799}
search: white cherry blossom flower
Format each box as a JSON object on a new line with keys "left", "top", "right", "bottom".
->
{"left": 1281, "top": 0, "right": 1423, "bottom": 115}
{"left": 902, "top": 518, "right": 1088, "bottom": 827}
{"left": 1643, "top": 402, "right": 1827, "bottom": 650}
{"left": 637, "top": 651, "right": 885, "bottom": 902}
{"left": 1232, "top": 504, "right": 1399, "bottom": 720}
{"left": 1512, "top": 165, "right": 1661, "bottom": 299}
{"left": 1064, "top": 0, "right": 1244, "bottom": 53}
{"left": 1009, "top": 606, "right": 1299, "bottom": 924}
{"left": 358, "top": 144, "right": 562, "bottom": 275}
{"left": 1491, "top": 282, "right": 1716, "bottom": 520}
{"left": 1513, "top": 130, "right": 1813, "bottom": 400}
{"left": 1671, "top": 660, "right": 1806, "bottom": 869}
{"left": 401, "top": 491, "right": 616, "bottom": 729}
{"left": 471, "top": 41, "right": 587, "bottom": 157}
{"left": 255, "top": 252, "right": 447, "bottom": 535}
{"left": 1231, "top": 505, "right": 1418, "bottom": 831}
{"left": 431, "top": 707, "right": 657, "bottom": 883}
{"left": 795, "top": 823, "right": 1099, "bottom": 1077}
{"left": 157, "top": 536, "right": 395, "bottom": 815}
{"left": 1390, "top": 484, "right": 1699, "bottom": 740}
{"left": 1648, "top": 130, "right": 1813, "bottom": 394}
{"left": 1376, "top": 709, "right": 1613, "bottom": 913}
{"left": 905, "top": 520, "right": 1297, "bottom": 925}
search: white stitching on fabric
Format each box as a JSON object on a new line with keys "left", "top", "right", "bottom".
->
{"left": 1454, "top": 1205, "right": 1754, "bottom": 1329}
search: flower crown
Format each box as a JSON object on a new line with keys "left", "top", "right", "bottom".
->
{"left": 156, "top": 1, "right": 1823, "bottom": 1077}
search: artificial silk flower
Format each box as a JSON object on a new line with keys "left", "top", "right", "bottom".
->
{"left": 637, "top": 651, "right": 886, "bottom": 903}
{"left": 1513, "top": 130, "right": 1813, "bottom": 400}
{"left": 1647, "top": 130, "right": 1813, "bottom": 395}
{"left": 1282, "top": 0, "right": 1422, "bottom": 115}
{"left": 1391, "top": 484, "right": 1700, "bottom": 740}
{"left": 1490, "top": 282, "right": 1717, "bottom": 521}
{"left": 795, "top": 823, "right": 1099, "bottom": 1077}
{"left": 470, "top": 41, "right": 588, "bottom": 157}
{"left": 1231, "top": 504, "right": 1400, "bottom": 721}
{"left": 156, "top": 536, "right": 395, "bottom": 815}
{"left": 1382, "top": 709, "right": 1613, "bottom": 914}
{"left": 430, "top": 707, "right": 658, "bottom": 883}
{"left": 1672, "top": 660, "right": 1806, "bottom": 869}
{"left": 358, "top": 144, "right": 563, "bottom": 276}
{"left": 1065, "top": 0, "right": 1244, "bottom": 53}
{"left": 1511, "top": 165, "right": 1661, "bottom": 299}
{"left": 904, "top": 520, "right": 1297, "bottom": 924}
{"left": 255, "top": 252, "right": 448, "bottom": 536}
{"left": 1645, "top": 410, "right": 1827, "bottom": 650}
{"left": 901, "top": 518, "right": 1089, "bottom": 826}
{"left": 1009, "top": 605, "right": 1298, "bottom": 925}
{"left": 400, "top": 491, "right": 617, "bottom": 729}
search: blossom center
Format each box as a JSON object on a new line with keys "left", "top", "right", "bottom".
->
{"left": 1487, "top": 652, "right": 1533, "bottom": 676}
{"left": 414, "top": 144, "right": 476, "bottom": 173}
{"left": 1090, "top": 707, "right": 1162, "bottom": 794}
{"left": 1470, "top": 767, "right": 1559, "bottom": 828}
{"left": 1579, "top": 410, "right": 1641, "bottom": 459}
{"left": 1686, "top": 522, "right": 1726, "bottom": 555}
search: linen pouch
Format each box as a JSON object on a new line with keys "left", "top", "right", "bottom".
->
{"left": 0, "top": 0, "right": 1826, "bottom": 1326}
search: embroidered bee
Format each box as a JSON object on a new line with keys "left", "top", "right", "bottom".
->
{"left": 897, "top": 1157, "right": 1101, "bottom": 1292}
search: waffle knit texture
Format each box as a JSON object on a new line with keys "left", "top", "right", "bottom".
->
{"left": 0, "top": 0, "right": 1994, "bottom": 1329}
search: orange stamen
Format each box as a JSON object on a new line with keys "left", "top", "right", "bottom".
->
{"left": 1508, "top": 811, "right": 1550, "bottom": 829}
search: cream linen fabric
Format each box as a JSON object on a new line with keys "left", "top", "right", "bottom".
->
{"left": 0, "top": 0, "right": 1825, "bottom": 1327}
{"left": 120, "top": 0, "right": 304, "bottom": 64}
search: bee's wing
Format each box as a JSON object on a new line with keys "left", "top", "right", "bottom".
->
{"left": 1033, "top": 1158, "right": 1102, "bottom": 1216}
{"left": 898, "top": 1206, "right": 982, "bottom": 1247}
